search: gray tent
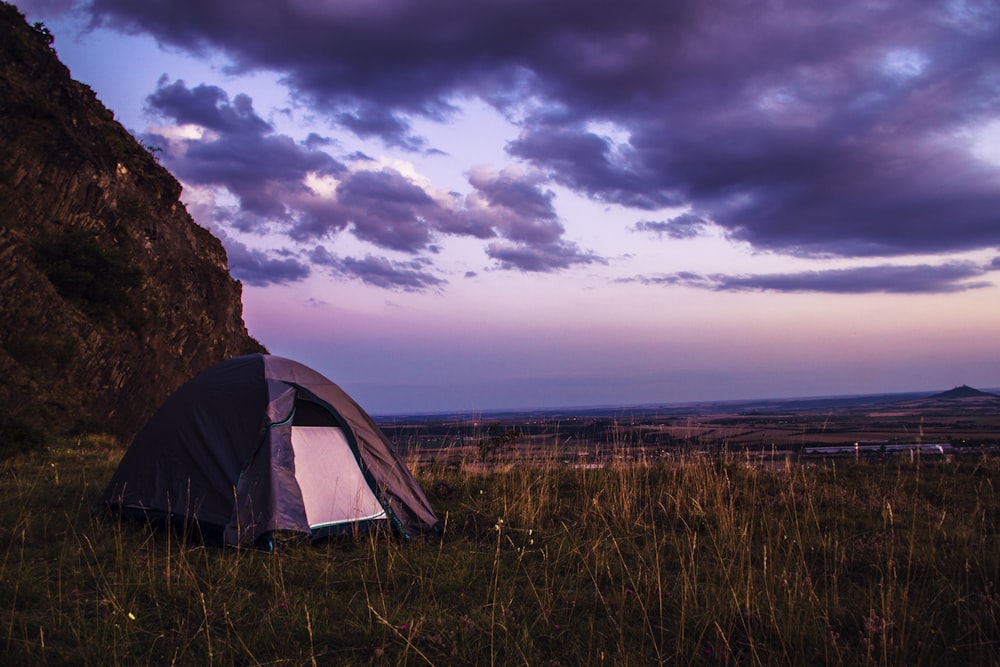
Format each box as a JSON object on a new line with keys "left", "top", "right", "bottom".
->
{"left": 100, "top": 354, "right": 440, "bottom": 546}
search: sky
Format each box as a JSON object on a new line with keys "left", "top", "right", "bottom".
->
{"left": 14, "top": 0, "right": 1000, "bottom": 414}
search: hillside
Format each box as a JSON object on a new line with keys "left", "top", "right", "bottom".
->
{"left": 0, "top": 3, "right": 265, "bottom": 445}
{"left": 930, "top": 385, "right": 997, "bottom": 400}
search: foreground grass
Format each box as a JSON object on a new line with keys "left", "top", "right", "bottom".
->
{"left": 2, "top": 443, "right": 998, "bottom": 665}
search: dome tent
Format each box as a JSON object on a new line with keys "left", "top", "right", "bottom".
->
{"left": 99, "top": 354, "right": 440, "bottom": 547}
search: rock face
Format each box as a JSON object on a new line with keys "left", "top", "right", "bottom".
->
{"left": 0, "top": 3, "right": 266, "bottom": 443}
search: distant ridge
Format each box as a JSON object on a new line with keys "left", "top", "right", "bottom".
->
{"left": 374, "top": 385, "right": 1000, "bottom": 422}
{"left": 930, "top": 385, "right": 997, "bottom": 400}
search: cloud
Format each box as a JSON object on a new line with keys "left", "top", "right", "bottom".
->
{"left": 507, "top": 124, "right": 679, "bottom": 210}
{"left": 146, "top": 77, "right": 270, "bottom": 135}
{"left": 468, "top": 167, "right": 557, "bottom": 223}
{"left": 85, "top": 0, "right": 1000, "bottom": 262}
{"left": 310, "top": 247, "right": 445, "bottom": 291}
{"left": 318, "top": 168, "right": 439, "bottom": 251}
{"left": 143, "top": 79, "right": 597, "bottom": 274}
{"left": 466, "top": 167, "right": 565, "bottom": 244}
{"left": 14, "top": 0, "right": 78, "bottom": 16}
{"left": 144, "top": 79, "right": 343, "bottom": 223}
{"left": 633, "top": 213, "right": 708, "bottom": 240}
{"left": 627, "top": 261, "right": 997, "bottom": 294}
{"left": 288, "top": 165, "right": 495, "bottom": 253}
{"left": 224, "top": 237, "right": 310, "bottom": 286}
{"left": 486, "top": 240, "right": 605, "bottom": 273}
{"left": 335, "top": 105, "right": 425, "bottom": 152}
{"left": 461, "top": 167, "right": 605, "bottom": 270}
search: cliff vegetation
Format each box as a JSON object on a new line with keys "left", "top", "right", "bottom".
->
{"left": 0, "top": 2, "right": 266, "bottom": 451}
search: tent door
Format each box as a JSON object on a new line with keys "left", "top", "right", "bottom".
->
{"left": 289, "top": 426, "right": 386, "bottom": 530}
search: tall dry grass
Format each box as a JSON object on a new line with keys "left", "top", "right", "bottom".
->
{"left": 2, "top": 437, "right": 998, "bottom": 664}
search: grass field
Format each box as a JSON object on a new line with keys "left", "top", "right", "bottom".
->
{"left": 2, "top": 439, "right": 999, "bottom": 665}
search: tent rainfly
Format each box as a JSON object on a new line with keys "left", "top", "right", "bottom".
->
{"left": 99, "top": 354, "right": 440, "bottom": 546}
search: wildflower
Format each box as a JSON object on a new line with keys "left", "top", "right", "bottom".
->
{"left": 400, "top": 623, "right": 410, "bottom": 631}
{"left": 127, "top": 612, "right": 136, "bottom": 620}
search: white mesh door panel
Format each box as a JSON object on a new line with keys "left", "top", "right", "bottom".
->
{"left": 290, "top": 426, "right": 386, "bottom": 528}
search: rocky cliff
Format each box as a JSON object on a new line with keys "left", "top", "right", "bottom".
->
{"left": 0, "top": 2, "right": 266, "bottom": 446}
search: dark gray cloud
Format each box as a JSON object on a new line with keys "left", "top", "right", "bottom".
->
{"left": 84, "top": 0, "right": 1000, "bottom": 269}
{"left": 310, "top": 246, "right": 445, "bottom": 291}
{"left": 627, "top": 262, "right": 998, "bottom": 294}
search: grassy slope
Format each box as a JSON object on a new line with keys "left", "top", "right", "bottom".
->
{"left": 2, "top": 442, "right": 998, "bottom": 665}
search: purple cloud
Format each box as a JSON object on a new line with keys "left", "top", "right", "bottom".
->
{"left": 224, "top": 237, "right": 310, "bottom": 286}
{"left": 143, "top": 79, "right": 596, "bottom": 273}
{"left": 82, "top": 0, "right": 1000, "bottom": 269}
{"left": 143, "top": 79, "right": 343, "bottom": 222}
{"left": 507, "top": 124, "right": 679, "bottom": 210}
{"left": 146, "top": 78, "right": 270, "bottom": 135}
{"left": 487, "top": 240, "right": 605, "bottom": 273}
{"left": 335, "top": 105, "right": 425, "bottom": 152}
{"left": 633, "top": 213, "right": 708, "bottom": 240}
{"left": 329, "top": 169, "right": 437, "bottom": 250}
{"left": 466, "top": 168, "right": 566, "bottom": 244}
{"left": 627, "top": 261, "right": 998, "bottom": 294}
{"left": 12, "top": 0, "right": 78, "bottom": 15}
{"left": 32, "top": 0, "right": 992, "bottom": 293}
{"left": 311, "top": 247, "right": 445, "bottom": 291}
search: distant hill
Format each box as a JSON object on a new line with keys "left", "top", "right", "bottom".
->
{"left": 861, "top": 384, "right": 1000, "bottom": 418}
{"left": 929, "top": 385, "right": 997, "bottom": 400}
{"left": 0, "top": 3, "right": 265, "bottom": 447}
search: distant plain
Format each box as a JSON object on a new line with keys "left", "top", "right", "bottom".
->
{"left": 379, "top": 387, "right": 1000, "bottom": 465}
